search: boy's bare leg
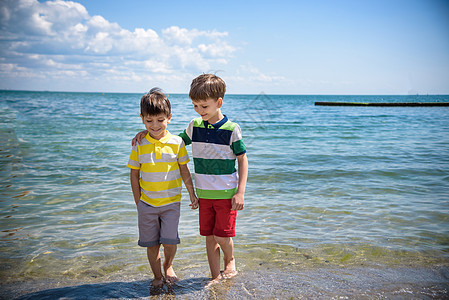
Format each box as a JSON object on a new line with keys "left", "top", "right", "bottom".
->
{"left": 162, "top": 244, "right": 178, "bottom": 284}
{"left": 206, "top": 235, "right": 221, "bottom": 280}
{"left": 214, "top": 236, "right": 238, "bottom": 278}
{"left": 147, "top": 245, "right": 164, "bottom": 288}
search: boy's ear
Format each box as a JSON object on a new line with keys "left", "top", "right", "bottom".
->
{"left": 167, "top": 113, "right": 173, "bottom": 123}
{"left": 140, "top": 114, "right": 144, "bottom": 123}
{"left": 217, "top": 98, "right": 223, "bottom": 108}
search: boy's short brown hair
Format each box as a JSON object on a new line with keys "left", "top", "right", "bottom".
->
{"left": 189, "top": 74, "right": 226, "bottom": 102}
{"left": 140, "top": 88, "right": 171, "bottom": 117}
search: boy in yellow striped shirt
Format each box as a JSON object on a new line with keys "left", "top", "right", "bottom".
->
{"left": 127, "top": 88, "right": 198, "bottom": 289}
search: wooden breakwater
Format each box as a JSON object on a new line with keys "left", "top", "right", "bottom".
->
{"left": 315, "top": 102, "right": 449, "bottom": 106}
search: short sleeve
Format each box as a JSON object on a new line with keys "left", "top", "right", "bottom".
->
{"left": 127, "top": 144, "right": 140, "bottom": 169}
{"left": 179, "top": 120, "right": 193, "bottom": 145}
{"left": 230, "top": 124, "right": 246, "bottom": 156}
{"left": 177, "top": 140, "right": 190, "bottom": 165}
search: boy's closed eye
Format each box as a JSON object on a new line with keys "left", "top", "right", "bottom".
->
{"left": 145, "top": 119, "right": 164, "bottom": 123}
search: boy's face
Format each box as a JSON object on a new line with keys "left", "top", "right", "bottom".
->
{"left": 141, "top": 113, "right": 172, "bottom": 140}
{"left": 192, "top": 98, "right": 223, "bottom": 124}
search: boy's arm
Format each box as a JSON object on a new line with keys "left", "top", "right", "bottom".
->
{"left": 130, "top": 169, "right": 141, "bottom": 205}
{"left": 231, "top": 153, "right": 248, "bottom": 211}
{"left": 178, "top": 130, "right": 192, "bottom": 146}
{"left": 179, "top": 121, "right": 193, "bottom": 146}
{"left": 132, "top": 130, "right": 148, "bottom": 146}
{"left": 179, "top": 163, "right": 199, "bottom": 209}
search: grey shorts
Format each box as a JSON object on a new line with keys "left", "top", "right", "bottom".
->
{"left": 137, "top": 201, "right": 180, "bottom": 247}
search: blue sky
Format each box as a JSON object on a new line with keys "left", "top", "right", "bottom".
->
{"left": 1, "top": 0, "right": 448, "bottom": 94}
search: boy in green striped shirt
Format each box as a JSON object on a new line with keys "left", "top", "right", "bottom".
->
{"left": 180, "top": 74, "right": 248, "bottom": 282}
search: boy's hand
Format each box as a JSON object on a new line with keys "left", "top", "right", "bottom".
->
{"left": 132, "top": 130, "right": 148, "bottom": 146}
{"left": 189, "top": 194, "right": 199, "bottom": 209}
{"left": 231, "top": 192, "right": 244, "bottom": 211}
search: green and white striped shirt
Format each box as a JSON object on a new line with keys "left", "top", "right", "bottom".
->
{"left": 179, "top": 116, "right": 246, "bottom": 199}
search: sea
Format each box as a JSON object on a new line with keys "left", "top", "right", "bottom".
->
{"left": 1, "top": 91, "right": 448, "bottom": 299}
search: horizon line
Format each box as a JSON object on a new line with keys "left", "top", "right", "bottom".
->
{"left": 0, "top": 89, "right": 446, "bottom": 97}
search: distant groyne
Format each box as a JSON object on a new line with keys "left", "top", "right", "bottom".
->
{"left": 315, "top": 102, "right": 449, "bottom": 106}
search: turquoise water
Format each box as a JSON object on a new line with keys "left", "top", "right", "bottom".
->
{"left": 1, "top": 91, "right": 448, "bottom": 298}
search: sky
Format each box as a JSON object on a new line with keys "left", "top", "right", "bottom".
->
{"left": 0, "top": 0, "right": 448, "bottom": 94}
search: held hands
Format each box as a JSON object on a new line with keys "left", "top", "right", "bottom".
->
{"left": 189, "top": 194, "right": 199, "bottom": 210}
{"left": 231, "top": 192, "right": 244, "bottom": 211}
{"left": 132, "top": 130, "right": 148, "bottom": 146}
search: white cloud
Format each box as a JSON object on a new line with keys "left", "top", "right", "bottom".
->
{"left": 0, "top": 0, "right": 89, "bottom": 37}
{"left": 162, "top": 26, "right": 229, "bottom": 46}
{"left": 198, "top": 43, "right": 235, "bottom": 59}
{"left": 0, "top": 63, "right": 18, "bottom": 72}
{"left": 236, "top": 64, "right": 287, "bottom": 83}
{"left": 0, "top": 0, "right": 237, "bottom": 91}
{"left": 162, "top": 26, "right": 195, "bottom": 45}
{"left": 143, "top": 60, "right": 172, "bottom": 74}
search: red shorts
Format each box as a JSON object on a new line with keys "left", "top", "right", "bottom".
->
{"left": 199, "top": 198, "right": 237, "bottom": 237}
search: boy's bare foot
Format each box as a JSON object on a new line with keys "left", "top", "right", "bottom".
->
{"left": 164, "top": 266, "right": 178, "bottom": 285}
{"left": 205, "top": 273, "right": 223, "bottom": 288}
{"left": 151, "top": 277, "right": 164, "bottom": 289}
{"left": 223, "top": 257, "right": 238, "bottom": 279}
{"left": 223, "top": 269, "right": 238, "bottom": 279}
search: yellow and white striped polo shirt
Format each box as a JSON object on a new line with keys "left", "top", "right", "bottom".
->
{"left": 127, "top": 131, "right": 190, "bottom": 207}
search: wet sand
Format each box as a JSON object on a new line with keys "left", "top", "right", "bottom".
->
{"left": 2, "top": 265, "right": 448, "bottom": 299}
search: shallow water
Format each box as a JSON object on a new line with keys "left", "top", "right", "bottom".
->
{"left": 1, "top": 91, "right": 448, "bottom": 298}
{"left": 2, "top": 266, "right": 448, "bottom": 299}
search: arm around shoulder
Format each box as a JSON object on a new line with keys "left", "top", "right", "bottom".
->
{"left": 132, "top": 130, "right": 148, "bottom": 146}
